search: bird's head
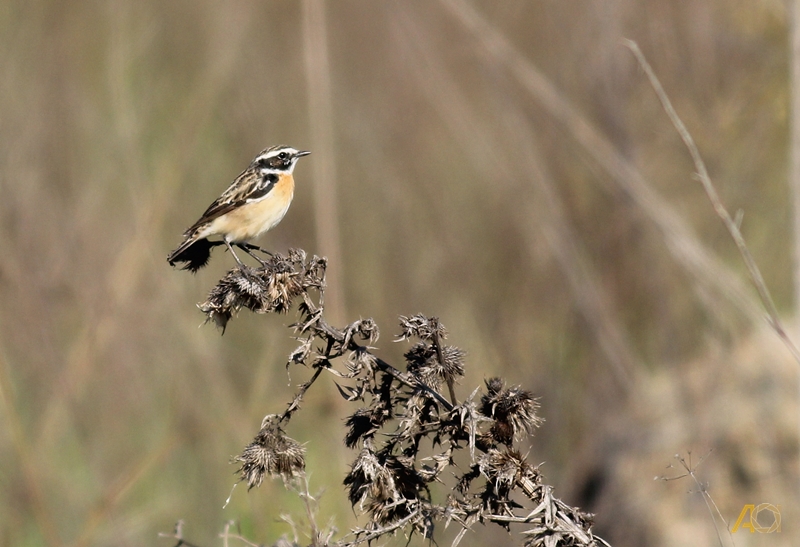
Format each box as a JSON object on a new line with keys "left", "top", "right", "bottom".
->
{"left": 253, "top": 145, "right": 310, "bottom": 174}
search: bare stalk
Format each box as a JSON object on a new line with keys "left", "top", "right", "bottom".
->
{"left": 624, "top": 39, "right": 800, "bottom": 366}
{"left": 438, "top": 0, "right": 764, "bottom": 325}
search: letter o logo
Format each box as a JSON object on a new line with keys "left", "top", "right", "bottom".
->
{"left": 751, "top": 504, "right": 781, "bottom": 533}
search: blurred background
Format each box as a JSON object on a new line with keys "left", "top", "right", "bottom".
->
{"left": 1, "top": 0, "right": 798, "bottom": 545}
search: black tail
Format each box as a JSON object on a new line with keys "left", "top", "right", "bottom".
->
{"left": 167, "top": 236, "right": 220, "bottom": 272}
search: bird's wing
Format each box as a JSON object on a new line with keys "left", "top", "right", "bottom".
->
{"left": 183, "top": 170, "right": 278, "bottom": 235}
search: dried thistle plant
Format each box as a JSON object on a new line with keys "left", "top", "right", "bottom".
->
{"left": 171, "top": 250, "right": 610, "bottom": 547}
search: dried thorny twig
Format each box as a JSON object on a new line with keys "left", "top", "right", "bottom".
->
{"left": 175, "top": 249, "right": 610, "bottom": 547}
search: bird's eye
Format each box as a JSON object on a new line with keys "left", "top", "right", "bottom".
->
{"left": 279, "top": 152, "right": 288, "bottom": 160}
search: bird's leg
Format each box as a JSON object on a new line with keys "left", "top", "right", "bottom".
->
{"left": 223, "top": 239, "right": 247, "bottom": 269}
{"left": 237, "top": 243, "right": 270, "bottom": 267}
{"left": 240, "top": 242, "right": 273, "bottom": 257}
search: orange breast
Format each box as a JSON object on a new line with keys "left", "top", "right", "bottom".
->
{"left": 205, "top": 173, "right": 295, "bottom": 242}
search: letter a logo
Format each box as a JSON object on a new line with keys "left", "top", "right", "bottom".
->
{"left": 732, "top": 505, "right": 755, "bottom": 533}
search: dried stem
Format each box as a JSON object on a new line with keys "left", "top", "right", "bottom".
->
{"left": 431, "top": 318, "right": 458, "bottom": 405}
{"left": 657, "top": 451, "right": 735, "bottom": 547}
{"left": 624, "top": 39, "right": 800, "bottom": 366}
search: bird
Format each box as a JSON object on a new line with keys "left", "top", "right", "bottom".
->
{"left": 168, "top": 145, "right": 310, "bottom": 271}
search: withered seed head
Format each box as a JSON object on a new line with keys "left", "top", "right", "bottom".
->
{"left": 404, "top": 343, "right": 465, "bottom": 391}
{"left": 480, "top": 378, "right": 543, "bottom": 445}
{"left": 396, "top": 314, "right": 448, "bottom": 342}
{"left": 233, "top": 415, "right": 305, "bottom": 489}
{"left": 198, "top": 250, "right": 327, "bottom": 331}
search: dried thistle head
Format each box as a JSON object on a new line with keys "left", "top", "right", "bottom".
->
{"left": 350, "top": 317, "right": 379, "bottom": 345}
{"left": 477, "top": 448, "right": 541, "bottom": 517}
{"left": 396, "top": 314, "right": 447, "bottom": 342}
{"left": 197, "top": 266, "right": 266, "bottom": 330}
{"left": 345, "top": 448, "right": 399, "bottom": 509}
{"left": 344, "top": 448, "right": 427, "bottom": 525}
{"left": 478, "top": 448, "right": 539, "bottom": 494}
{"left": 344, "top": 404, "right": 391, "bottom": 448}
{"left": 480, "top": 378, "right": 543, "bottom": 445}
{"left": 233, "top": 415, "right": 305, "bottom": 488}
{"left": 263, "top": 268, "right": 304, "bottom": 311}
{"left": 404, "top": 343, "right": 465, "bottom": 390}
{"left": 345, "top": 347, "right": 378, "bottom": 376}
{"left": 198, "top": 250, "right": 327, "bottom": 331}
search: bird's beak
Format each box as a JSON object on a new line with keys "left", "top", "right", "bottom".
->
{"left": 296, "top": 150, "right": 311, "bottom": 157}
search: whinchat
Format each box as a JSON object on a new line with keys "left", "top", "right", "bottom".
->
{"left": 168, "top": 145, "right": 310, "bottom": 271}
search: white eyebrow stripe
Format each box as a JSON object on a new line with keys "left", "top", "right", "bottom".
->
{"left": 256, "top": 147, "right": 300, "bottom": 163}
